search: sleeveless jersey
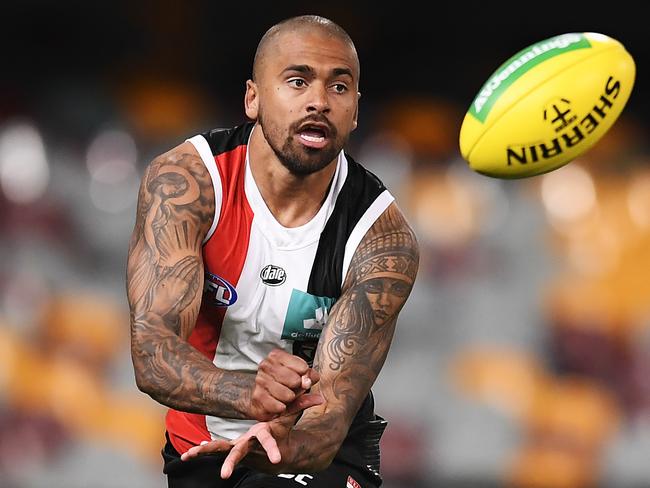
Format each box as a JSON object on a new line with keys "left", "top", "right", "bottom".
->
{"left": 166, "top": 122, "right": 393, "bottom": 478}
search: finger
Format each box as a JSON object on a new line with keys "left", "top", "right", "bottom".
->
{"left": 259, "top": 361, "right": 303, "bottom": 390}
{"left": 267, "top": 349, "right": 310, "bottom": 374}
{"left": 181, "top": 439, "right": 232, "bottom": 461}
{"left": 307, "top": 368, "right": 320, "bottom": 386}
{"left": 220, "top": 440, "right": 251, "bottom": 479}
{"left": 286, "top": 393, "right": 325, "bottom": 415}
{"left": 251, "top": 395, "right": 287, "bottom": 421}
{"left": 178, "top": 259, "right": 199, "bottom": 281}
{"left": 276, "top": 351, "right": 310, "bottom": 376}
{"left": 171, "top": 256, "right": 195, "bottom": 277}
{"left": 301, "top": 374, "right": 312, "bottom": 390}
{"left": 254, "top": 427, "right": 281, "bottom": 464}
{"left": 256, "top": 371, "right": 298, "bottom": 403}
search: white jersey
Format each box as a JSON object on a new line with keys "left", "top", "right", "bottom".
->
{"left": 166, "top": 122, "right": 393, "bottom": 455}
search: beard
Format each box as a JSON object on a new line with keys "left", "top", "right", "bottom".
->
{"left": 257, "top": 111, "right": 346, "bottom": 176}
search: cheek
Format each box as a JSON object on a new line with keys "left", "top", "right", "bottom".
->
{"left": 388, "top": 295, "right": 401, "bottom": 308}
{"left": 364, "top": 293, "right": 378, "bottom": 306}
{"left": 264, "top": 88, "right": 297, "bottom": 115}
{"left": 340, "top": 105, "right": 358, "bottom": 129}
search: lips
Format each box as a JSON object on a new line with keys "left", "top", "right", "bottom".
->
{"left": 296, "top": 122, "right": 330, "bottom": 148}
{"left": 374, "top": 310, "right": 389, "bottom": 322}
{"left": 299, "top": 122, "right": 329, "bottom": 135}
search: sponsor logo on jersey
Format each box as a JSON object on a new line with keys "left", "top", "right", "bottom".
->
{"left": 282, "top": 289, "right": 335, "bottom": 341}
{"left": 260, "top": 264, "right": 286, "bottom": 286}
{"left": 347, "top": 476, "right": 361, "bottom": 488}
{"left": 203, "top": 272, "right": 238, "bottom": 307}
{"left": 277, "top": 473, "right": 314, "bottom": 485}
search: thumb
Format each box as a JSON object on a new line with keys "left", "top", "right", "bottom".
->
{"left": 307, "top": 368, "right": 320, "bottom": 387}
{"left": 286, "top": 393, "right": 325, "bottom": 415}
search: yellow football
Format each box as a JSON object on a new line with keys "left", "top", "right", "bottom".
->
{"left": 459, "top": 32, "right": 636, "bottom": 179}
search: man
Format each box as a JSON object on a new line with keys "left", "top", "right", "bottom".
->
{"left": 126, "top": 14, "right": 419, "bottom": 488}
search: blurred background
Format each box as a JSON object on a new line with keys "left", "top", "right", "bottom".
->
{"left": 1, "top": 1, "right": 648, "bottom": 487}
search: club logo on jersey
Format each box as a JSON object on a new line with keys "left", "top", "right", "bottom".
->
{"left": 260, "top": 264, "right": 286, "bottom": 286}
{"left": 282, "top": 289, "right": 335, "bottom": 341}
{"left": 203, "top": 271, "right": 238, "bottom": 307}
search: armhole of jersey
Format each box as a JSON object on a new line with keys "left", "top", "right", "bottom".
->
{"left": 341, "top": 190, "right": 395, "bottom": 284}
{"left": 186, "top": 135, "right": 222, "bottom": 244}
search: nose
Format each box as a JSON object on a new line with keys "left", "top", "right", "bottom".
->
{"left": 377, "top": 291, "right": 391, "bottom": 308}
{"left": 306, "top": 82, "right": 330, "bottom": 114}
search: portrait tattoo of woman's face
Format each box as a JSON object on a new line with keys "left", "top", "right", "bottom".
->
{"left": 361, "top": 277, "right": 411, "bottom": 326}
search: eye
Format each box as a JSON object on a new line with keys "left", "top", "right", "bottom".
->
{"left": 288, "top": 78, "right": 307, "bottom": 88}
{"left": 363, "top": 279, "right": 383, "bottom": 294}
{"left": 390, "top": 281, "right": 410, "bottom": 297}
{"left": 331, "top": 83, "right": 348, "bottom": 94}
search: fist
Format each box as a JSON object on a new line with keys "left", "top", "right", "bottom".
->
{"left": 250, "top": 349, "right": 322, "bottom": 421}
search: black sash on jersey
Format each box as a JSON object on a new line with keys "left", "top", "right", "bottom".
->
{"left": 202, "top": 122, "right": 388, "bottom": 482}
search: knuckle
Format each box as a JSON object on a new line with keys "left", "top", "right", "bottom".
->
{"left": 259, "top": 359, "right": 270, "bottom": 372}
{"left": 288, "top": 374, "right": 302, "bottom": 389}
{"left": 278, "top": 390, "right": 295, "bottom": 404}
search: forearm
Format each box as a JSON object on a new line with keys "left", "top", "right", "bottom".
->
{"left": 132, "top": 311, "right": 255, "bottom": 419}
{"left": 190, "top": 205, "right": 420, "bottom": 477}
{"left": 283, "top": 411, "right": 347, "bottom": 471}
{"left": 239, "top": 408, "right": 347, "bottom": 473}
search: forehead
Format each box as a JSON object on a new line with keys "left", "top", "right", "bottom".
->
{"left": 263, "top": 29, "right": 359, "bottom": 79}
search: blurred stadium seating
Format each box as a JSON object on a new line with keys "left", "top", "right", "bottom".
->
{"left": 1, "top": 2, "right": 649, "bottom": 487}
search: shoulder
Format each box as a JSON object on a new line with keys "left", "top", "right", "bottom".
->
{"left": 135, "top": 140, "right": 216, "bottom": 225}
{"left": 143, "top": 140, "right": 201, "bottom": 178}
{"left": 344, "top": 202, "right": 419, "bottom": 290}
{"left": 199, "top": 122, "right": 255, "bottom": 156}
{"left": 142, "top": 120, "right": 252, "bottom": 180}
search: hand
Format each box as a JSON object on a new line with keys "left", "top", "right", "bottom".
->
{"left": 181, "top": 421, "right": 286, "bottom": 479}
{"left": 251, "top": 349, "right": 323, "bottom": 421}
{"left": 149, "top": 256, "right": 200, "bottom": 316}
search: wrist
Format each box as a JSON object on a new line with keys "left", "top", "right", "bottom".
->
{"left": 280, "top": 426, "right": 337, "bottom": 472}
{"left": 208, "top": 370, "right": 256, "bottom": 419}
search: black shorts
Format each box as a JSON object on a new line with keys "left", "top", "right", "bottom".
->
{"left": 162, "top": 433, "right": 381, "bottom": 488}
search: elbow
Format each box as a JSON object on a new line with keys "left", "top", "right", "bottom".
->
{"left": 310, "top": 450, "right": 337, "bottom": 472}
{"left": 130, "top": 345, "right": 156, "bottom": 397}
{"left": 307, "top": 444, "right": 340, "bottom": 472}
{"left": 134, "top": 368, "right": 153, "bottom": 395}
{"left": 133, "top": 364, "right": 167, "bottom": 406}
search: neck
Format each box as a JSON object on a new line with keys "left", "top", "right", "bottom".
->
{"left": 248, "top": 123, "right": 338, "bottom": 228}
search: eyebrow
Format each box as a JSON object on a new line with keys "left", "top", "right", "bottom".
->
{"left": 282, "top": 64, "right": 354, "bottom": 79}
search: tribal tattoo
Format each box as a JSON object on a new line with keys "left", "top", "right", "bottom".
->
{"left": 278, "top": 203, "right": 419, "bottom": 471}
{"left": 126, "top": 145, "right": 255, "bottom": 418}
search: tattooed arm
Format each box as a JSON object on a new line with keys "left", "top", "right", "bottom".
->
{"left": 183, "top": 202, "right": 419, "bottom": 474}
{"left": 127, "top": 143, "right": 321, "bottom": 420}
{"left": 280, "top": 203, "right": 418, "bottom": 470}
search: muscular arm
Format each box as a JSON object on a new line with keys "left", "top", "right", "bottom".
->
{"left": 127, "top": 142, "right": 255, "bottom": 418}
{"left": 202, "top": 203, "right": 420, "bottom": 473}
{"left": 286, "top": 203, "right": 419, "bottom": 470}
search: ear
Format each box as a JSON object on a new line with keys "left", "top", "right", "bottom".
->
{"left": 244, "top": 80, "right": 259, "bottom": 120}
{"left": 351, "top": 91, "right": 361, "bottom": 131}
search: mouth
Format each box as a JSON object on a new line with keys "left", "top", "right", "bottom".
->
{"left": 374, "top": 310, "right": 389, "bottom": 322}
{"left": 296, "top": 122, "right": 330, "bottom": 148}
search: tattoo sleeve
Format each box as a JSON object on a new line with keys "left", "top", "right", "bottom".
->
{"left": 283, "top": 203, "right": 420, "bottom": 471}
{"left": 126, "top": 143, "right": 255, "bottom": 418}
